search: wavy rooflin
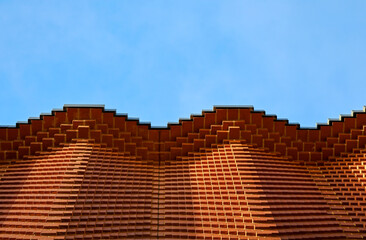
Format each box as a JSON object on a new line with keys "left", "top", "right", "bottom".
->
{"left": 0, "top": 105, "right": 366, "bottom": 239}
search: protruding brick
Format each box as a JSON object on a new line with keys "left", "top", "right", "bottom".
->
{"left": 103, "top": 112, "right": 114, "bottom": 127}
{"left": 229, "top": 126, "right": 240, "bottom": 139}
{"left": 205, "top": 135, "right": 216, "bottom": 147}
{"left": 18, "top": 146, "right": 30, "bottom": 158}
{"left": 66, "top": 129, "right": 78, "bottom": 142}
{"left": 264, "top": 138, "right": 275, "bottom": 151}
{"left": 54, "top": 134, "right": 66, "bottom": 145}
{"left": 204, "top": 112, "right": 216, "bottom": 128}
{"left": 113, "top": 139, "right": 125, "bottom": 152}
{"left": 37, "top": 132, "right": 48, "bottom": 142}
{"left": 102, "top": 134, "right": 113, "bottom": 147}
{"left": 193, "top": 139, "right": 205, "bottom": 152}
{"left": 275, "top": 143, "right": 286, "bottom": 156}
{"left": 78, "top": 125, "right": 90, "bottom": 139}
{"left": 193, "top": 116, "right": 204, "bottom": 132}
{"left": 251, "top": 112, "right": 263, "bottom": 128}
{"left": 182, "top": 121, "right": 193, "bottom": 136}
{"left": 216, "top": 109, "right": 227, "bottom": 123}
{"left": 42, "top": 138, "right": 54, "bottom": 150}
{"left": 125, "top": 142, "right": 136, "bottom": 155}
{"left": 30, "top": 142, "right": 42, "bottom": 155}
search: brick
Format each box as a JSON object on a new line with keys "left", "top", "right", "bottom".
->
{"left": 310, "top": 152, "right": 322, "bottom": 161}
{"left": 204, "top": 112, "right": 216, "bottom": 128}
{"left": 30, "top": 142, "right": 42, "bottom": 155}
{"left": 238, "top": 108, "right": 251, "bottom": 123}
{"left": 322, "top": 148, "right": 334, "bottom": 160}
{"left": 101, "top": 134, "right": 113, "bottom": 147}
{"left": 0, "top": 141, "right": 11, "bottom": 151}
{"left": 148, "top": 130, "right": 159, "bottom": 142}
{"left": 170, "top": 125, "right": 181, "bottom": 139}
{"left": 358, "top": 135, "right": 366, "bottom": 148}
{"left": 334, "top": 143, "right": 345, "bottom": 156}
{"left": 66, "top": 129, "right": 78, "bottom": 142}
{"left": 79, "top": 108, "right": 90, "bottom": 119}
{"left": 229, "top": 126, "right": 240, "bottom": 139}
{"left": 66, "top": 107, "right": 78, "bottom": 120}
{"left": 136, "top": 147, "right": 147, "bottom": 159}
{"left": 103, "top": 112, "right": 114, "bottom": 127}
{"left": 332, "top": 121, "right": 344, "bottom": 137}
{"left": 37, "top": 132, "right": 48, "bottom": 142}
{"left": 182, "top": 121, "right": 193, "bottom": 136}
{"left": 54, "top": 134, "right": 66, "bottom": 145}
{"left": 292, "top": 141, "right": 303, "bottom": 151}
{"left": 193, "top": 139, "right": 205, "bottom": 152}
{"left": 19, "top": 124, "right": 31, "bottom": 139}
{"left": 356, "top": 113, "right": 366, "bottom": 128}
{"left": 193, "top": 116, "right": 204, "bottom": 132}
{"left": 217, "top": 130, "right": 228, "bottom": 143}
{"left": 227, "top": 108, "right": 239, "bottom": 120}
{"left": 205, "top": 135, "right": 216, "bottom": 147}
{"left": 344, "top": 117, "right": 356, "bottom": 132}
{"left": 346, "top": 139, "right": 357, "bottom": 152}
{"left": 7, "top": 128, "right": 19, "bottom": 140}
{"left": 60, "top": 124, "right": 72, "bottom": 132}
{"left": 216, "top": 109, "right": 227, "bottom": 123}
{"left": 285, "top": 125, "right": 297, "bottom": 140}
{"left": 42, "top": 138, "right": 54, "bottom": 150}
{"left": 251, "top": 134, "right": 263, "bottom": 147}
{"left": 18, "top": 146, "right": 30, "bottom": 158}
{"left": 257, "top": 128, "right": 268, "bottom": 138}
{"left": 304, "top": 142, "right": 315, "bottom": 151}
{"left": 78, "top": 125, "right": 90, "bottom": 139}
{"left": 25, "top": 136, "right": 37, "bottom": 146}
{"left": 182, "top": 143, "right": 193, "bottom": 155}
{"left": 297, "top": 130, "right": 308, "bottom": 142}
{"left": 251, "top": 112, "right": 263, "bottom": 128}
{"left": 55, "top": 111, "right": 67, "bottom": 125}
{"left": 274, "top": 120, "right": 286, "bottom": 135}
{"left": 298, "top": 152, "right": 310, "bottom": 162}
{"left": 43, "top": 115, "right": 55, "bottom": 130}
{"left": 5, "top": 150, "right": 17, "bottom": 159}
{"left": 274, "top": 143, "right": 286, "bottom": 156}
{"left": 240, "top": 130, "right": 251, "bottom": 142}
{"left": 119, "top": 132, "right": 131, "bottom": 142}
{"left": 262, "top": 116, "right": 274, "bottom": 132}
{"left": 263, "top": 138, "right": 275, "bottom": 152}
{"left": 125, "top": 143, "right": 136, "bottom": 155}
{"left": 0, "top": 128, "right": 6, "bottom": 140}
{"left": 287, "top": 147, "right": 298, "bottom": 160}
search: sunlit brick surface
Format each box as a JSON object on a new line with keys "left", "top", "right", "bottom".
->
{"left": 1, "top": 105, "right": 366, "bottom": 239}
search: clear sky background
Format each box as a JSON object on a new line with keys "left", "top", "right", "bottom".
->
{"left": 0, "top": 1, "right": 365, "bottom": 127}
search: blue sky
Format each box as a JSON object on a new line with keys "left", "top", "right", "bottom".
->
{"left": 0, "top": 1, "right": 365, "bottom": 127}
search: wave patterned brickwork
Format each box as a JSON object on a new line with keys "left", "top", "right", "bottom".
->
{"left": 0, "top": 105, "right": 366, "bottom": 239}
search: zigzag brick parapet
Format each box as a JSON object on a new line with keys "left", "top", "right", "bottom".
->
{"left": 1, "top": 105, "right": 366, "bottom": 164}
{"left": 0, "top": 105, "right": 366, "bottom": 239}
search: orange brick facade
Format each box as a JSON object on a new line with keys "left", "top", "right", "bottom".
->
{"left": 0, "top": 105, "right": 365, "bottom": 239}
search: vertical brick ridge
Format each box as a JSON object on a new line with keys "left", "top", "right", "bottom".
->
{"left": 0, "top": 140, "right": 92, "bottom": 239}
{"left": 60, "top": 140, "right": 157, "bottom": 239}
{"left": 305, "top": 150, "right": 366, "bottom": 237}
{"left": 230, "top": 141, "right": 361, "bottom": 239}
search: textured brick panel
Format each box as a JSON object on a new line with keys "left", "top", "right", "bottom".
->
{"left": 0, "top": 105, "right": 366, "bottom": 239}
